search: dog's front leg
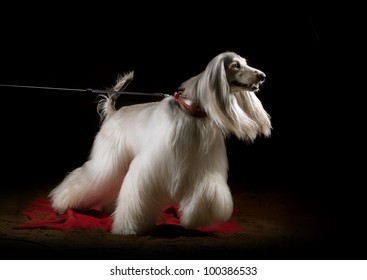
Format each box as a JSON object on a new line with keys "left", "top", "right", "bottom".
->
{"left": 179, "top": 173, "right": 233, "bottom": 230}
{"left": 111, "top": 156, "right": 165, "bottom": 235}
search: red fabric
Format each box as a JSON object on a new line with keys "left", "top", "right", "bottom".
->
{"left": 16, "top": 199, "right": 243, "bottom": 234}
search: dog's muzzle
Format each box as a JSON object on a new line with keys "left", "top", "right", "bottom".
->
{"left": 231, "top": 73, "right": 266, "bottom": 92}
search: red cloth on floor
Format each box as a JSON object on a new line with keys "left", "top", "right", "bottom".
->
{"left": 16, "top": 199, "right": 243, "bottom": 234}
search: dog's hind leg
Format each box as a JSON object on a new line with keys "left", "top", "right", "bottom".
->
{"left": 49, "top": 129, "right": 131, "bottom": 214}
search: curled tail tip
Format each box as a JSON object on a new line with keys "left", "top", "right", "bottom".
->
{"left": 96, "top": 71, "right": 135, "bottom": 124}
{"left": 113, "top": 70, "right": 134, "bottom": 91}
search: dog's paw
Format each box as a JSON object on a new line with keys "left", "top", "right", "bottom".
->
{"left": 111, "top": 217, "right": 148, "bottom": 235}
{"left": 48, "top": 189, "right": 71, "bottom": 215}
{"left": 55, "top": 209, "right": 67, "bottom": 215}
{"left": 49, "top": 199, "right": 68, "bottom": 215}
{"left": 110, "top": 227, "right": 138, "bottom": 236}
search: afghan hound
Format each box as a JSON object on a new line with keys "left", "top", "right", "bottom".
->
{"left": 49, "top": 51, "right": 272, "bottom": 235}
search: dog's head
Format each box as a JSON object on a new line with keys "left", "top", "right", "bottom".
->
{"left": 224, "top": 54, "right": 266, "bottom": 93}
{"left": 181, "top": 51, "right": 271, "bottom": 141}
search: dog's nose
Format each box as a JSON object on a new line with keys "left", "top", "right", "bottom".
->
{"left": 257, "top": 72, "right": 266, "bottom": 81}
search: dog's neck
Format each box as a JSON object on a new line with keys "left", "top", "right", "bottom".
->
{"left": 173, "top": 92, "right": 207, "bottom": 118}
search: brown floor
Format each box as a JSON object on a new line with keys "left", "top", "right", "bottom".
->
{"left": 0, "top": 177, "right": 345, "bottom": 260}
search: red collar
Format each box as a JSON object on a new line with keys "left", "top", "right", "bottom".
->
{"left": 173, "top": 92, "right": 207, "bottom": 118}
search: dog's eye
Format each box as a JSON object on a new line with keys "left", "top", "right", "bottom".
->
{"left": 234, "top": 62, "right": 241, "bottom": 69}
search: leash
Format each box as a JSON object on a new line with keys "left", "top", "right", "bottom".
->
{"left": 0, "top": 83, "right": 207, "bottom": 118}
{"left": 0, "top": 83, "right": 170, "bottom": 98}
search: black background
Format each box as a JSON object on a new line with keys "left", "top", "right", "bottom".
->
{"left": 0, "top": 5, "right": 330, "bottom": 184}
{"left": 0, "top": 4, "right": 364, "bottom": 258}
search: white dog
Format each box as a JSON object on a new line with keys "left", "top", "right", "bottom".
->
{"left": 49, "top": 51, "right": 272, "bottom": 235}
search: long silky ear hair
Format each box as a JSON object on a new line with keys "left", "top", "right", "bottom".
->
{"left": 235, "top": 91, "right": 272, "bottom": 137}
{"left": 181, "top": 52, "right": 261, "bottom": 141}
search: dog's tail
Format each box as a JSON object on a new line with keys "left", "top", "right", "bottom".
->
{"left": 97, "top": 71, "right": 134, "bottom": 123}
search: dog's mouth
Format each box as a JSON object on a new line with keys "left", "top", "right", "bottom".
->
{"left": 231, "top": 81, "right": 262, "bottom": 92}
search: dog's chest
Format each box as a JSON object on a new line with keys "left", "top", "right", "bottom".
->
{"left": 170, "top": 117, "right": 222, "bottom": 155}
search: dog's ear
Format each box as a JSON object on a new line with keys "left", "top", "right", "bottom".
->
{"left": 206, "top": 55, "right": 229, "bottom": 95}
{"left": 235, "top": 91, "right": 272, "bottom": 137}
